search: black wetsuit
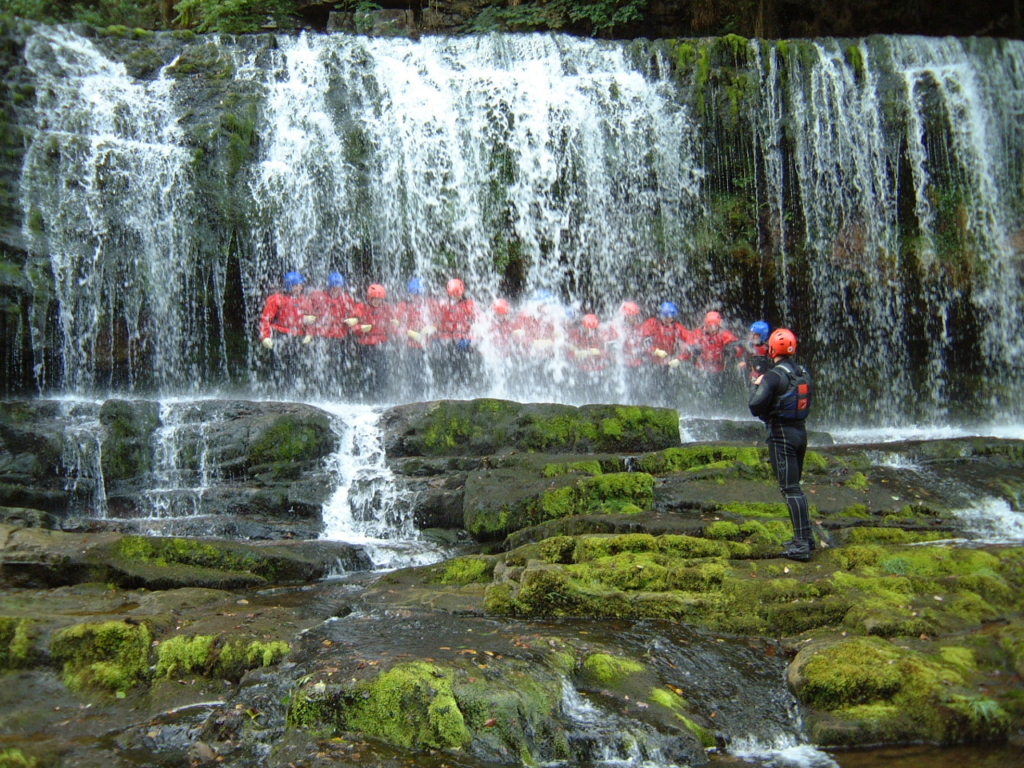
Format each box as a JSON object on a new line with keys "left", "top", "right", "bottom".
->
{"left": 748, "top": 358, "right": 813, "bottom": 552}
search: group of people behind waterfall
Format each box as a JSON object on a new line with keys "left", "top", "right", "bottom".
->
{"left": 259, "top": 270, "right": 816, "bottom": 562}
{"left": 257, "top": 271, "right": 774, "bottom": 406}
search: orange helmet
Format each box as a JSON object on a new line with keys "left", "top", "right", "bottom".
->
{"left": 704, "top": 310, "right": 722, "bottom": 327}
{"left": 621, "top": 301, "right": 640, "bottom": 317}
{"left": 767, "top": 328, "right": 797, "bottom": 357}
{"left": 367, "top": 284, "right": 387, "bottom": 300}
{"left": 583, "top": 313, "right": 599, "bottom": 329}
{"left": 447, "top": 278, "right": 465, "bottom": 298}
{"left": 493, "top": 298, "right": 510, "bottom": 315}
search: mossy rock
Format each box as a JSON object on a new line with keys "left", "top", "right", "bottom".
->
{"left": 383, "top": 400, "right": 680, "bottom": 457}
{"left": 154, "top": 634, "right": 288, "bottom": 681}
{"left": 99, "top": 398, "right": 160, "bottom": 481}
{"left": 89, "top": 535, "right": 339, "bottom": 589}
{"left": 246, "top": 412, "right": 335, "bottom": 468}
{"left": 50, "top": 620, "right": 152, "bottom": 694}
{"left": 637, "top": 445, "right": 769, "bottom": 478}
{"left": 791, "top": 637, "right": 1010, "bottom": 746}
{"left": 0, "top": 616, "right": 32, "bottom": 669}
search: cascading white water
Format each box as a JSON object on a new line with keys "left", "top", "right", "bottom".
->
{"left": 59, "top": 398, "right": 107, "bottom": 518}
{"left": 16, "top": 27, "right": 1024, "bottom": 427}
{"left": 318, "top": 403, "right": 448, "bottom": 569}
{"left": 138, "top": 400, "right": 219, "bottom": 522}
{"left": 19, "top": 25, "right": 213, "bottom": 394}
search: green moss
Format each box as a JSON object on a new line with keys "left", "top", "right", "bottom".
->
{"left": 0, "top": 750, "right": 38, "bottom": 768}
{"left": 437, "top": 556, "right": 494, "bottom": 585}
{"left": 538, "top": 472, "right": 654, "bottom": 519}
{"left": 573, "top": 534, "right": 658, "bottom": 561}
{"left": 543, "top": 460, "right": 603, "bottom": 477}
{"left": 799, "top": 638, "right": 906, "bottom": 709}
{"left": 720, "top": 501, "right": 788, "bottom": 518}
{"left": 0, "top": 617, "right": 32, "bottom": 669}
{"left": 114, "top": 535, "right": 270, "bottom": 576}
{"left": 804, "top": 451, "right": 829, "bottom": 473}
{"left": 154, "top": 634, "right": 217, "bottom": 678}
{"left": 50, "top": 620, "right": 152, "bottom": 693}
{"left": 679, "top": 714, "right": 717, "bottom": 749}
{"left": 844, "top": 471, "right": 869, "bottom": 491}
{"left": 247, "top": 414, "right": 333, "bottom": 466}
{"left": 582, "top": 653, "right": 644, "bottom": 684}
{"left": 347, "top": 662, "right": 471, "bottom": 750}
{"left": 845, "top": 528, "right": 949, "bottom": 545}
{"left": 638, "top": 445, "right": 769, "bottom": 477}
{"left": 649, "top": 687, "right": 686, "bottom": 711}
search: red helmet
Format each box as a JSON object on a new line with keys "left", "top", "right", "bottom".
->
{"left": 367, "top": 284, "right": 387, "bottom": 300}
{"left": 583, "top": 313, "right": 599, "bottom": 329}
{"left": 621, "top": 301, "right": 640, "bottom": 317}
{"left": 767, "top": 328, "right": 797, "bottom": 357}
{"left": 704, "top": 310, "right": 722, "bottom": 327}
{"left": 447, "top": 278, "right": 465, "bottom": 298}
{"left": 493, "top": 298, "right": 509, "bottom": 315}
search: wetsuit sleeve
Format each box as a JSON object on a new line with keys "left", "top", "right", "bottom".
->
{"left": 748, "top": 367, "right": 785, "bottom": 419}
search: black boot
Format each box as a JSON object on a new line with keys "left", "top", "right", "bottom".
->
{"left": 777, "top": 538, "right": 812, "bottom": 562}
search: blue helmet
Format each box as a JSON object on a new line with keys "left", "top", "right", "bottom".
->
{"left": 328, "top": 271, "right": 346, "bottom": 288}
{"left": 284, "top": 271, "right": 305, "bottom": 290}
{"left": 750, "top": 320, "right": 770, "bottom": 342}
{"left": 407, "top": 277, "right": 424, "bottom": 296}
{"left": 532, "top": 289, "right": 554, "bottom": 303}
{"left": 659, "top": 301, "right": 678, "bottom": 318}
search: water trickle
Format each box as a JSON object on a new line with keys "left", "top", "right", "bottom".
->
{"left": 319, "top": 403, "right": 447, "bottom": 569}
{"left": 137, "top": 400, "right": 220, "bottom": 523}
{"left": 950, "top": 497, "right": 1024, "bottom": 544}
{"left": 59, "top": 399, "right": 107, "bottom": 519}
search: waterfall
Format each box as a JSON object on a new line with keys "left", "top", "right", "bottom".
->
{"left": 319, "top": 403, "right": 448, "bottom": 569}
{"left": 15, "top": 27, "right": 1024, "bottom": 427}
{"left": 134, "top": 400, "right": 220, "bottom": 526}
{"left": 59, "top": 398, "right": 107, "bottom": 518}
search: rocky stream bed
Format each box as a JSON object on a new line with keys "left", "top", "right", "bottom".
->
{"left": 1, "top": 397, "right": 1023, "bottom": 768}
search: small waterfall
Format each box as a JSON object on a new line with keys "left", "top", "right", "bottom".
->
{"left": 136, "top": 400, "right": 219, "bottom": 524}
{"left": 59, "top": 399, "right": 107, "bottom": 519}
{"left": 558, "top": 679, "right": 686, "bottom": 768}
{"left": 319, "top": 403, "right": 447, "bottom": 570}
{"left": 951, "top": 497, "right": 1024, "bottom": 544}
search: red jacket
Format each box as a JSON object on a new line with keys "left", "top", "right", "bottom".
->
{"left": 437, "top": 299, "right": 476, "bottom": 341}
{"left": 351, "top": 301, "right": 394, "bottom": 346}
{"left": 395, "top": 298, "right": 438, "bottom": 349}
{"left": 692, "top": 327, "right": 739, "bottom": 372}
{"left": 619, "top": 321, "right": 647, "bottom": 367}
{"left": 640, "top": 318, "right": 689, "bottom": 364}
{"left": 259, "top": 292, "right": 312, "bottom": 340}
{"left": 569, "top": 325, "right": 618, "bottom": 372}
{"left": 309, "top": 289, "right": 356, "bottom": 338}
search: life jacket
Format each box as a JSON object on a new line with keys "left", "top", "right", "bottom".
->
{"left": 771, "top": 359, "right": 812, "bottom": 421}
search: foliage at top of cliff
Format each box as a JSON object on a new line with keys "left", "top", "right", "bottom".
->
{"left": 3, "top": 0, "right": 1021, "bottom": 39}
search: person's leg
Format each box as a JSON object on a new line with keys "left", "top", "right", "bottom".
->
{"left": 767, "top": 422, "right": 813, "bottom": 558}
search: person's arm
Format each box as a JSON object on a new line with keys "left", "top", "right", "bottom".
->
{"left": 749, "top": 367, "right": 784, "bottom": 419}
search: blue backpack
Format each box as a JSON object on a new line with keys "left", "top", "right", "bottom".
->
{"left": 772, "top": 359, "right": 812, "bottom": 420}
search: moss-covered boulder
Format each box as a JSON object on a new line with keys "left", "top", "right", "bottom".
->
{"left": 790, "top": 636, "right": 1010, "bottom": 746}
{"left": 50, "top": 620, "right": 153, "bottom": 694}
{"left": 463, "top": 467, "right": 656, "bottom": 541}
{"left": 383, "top": 399, "right": 680, "bottom": 457}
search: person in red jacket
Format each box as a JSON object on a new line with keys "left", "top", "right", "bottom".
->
{"left": 483, "top": 298, "right": 518, "bottom": 359}
{"left": 258, "top": 271, "right": 316, "bottom": 349}
{"left": 434, "top": 278, "right": 478, "bottom": 394}
{"left": 616, "top": 300, "right": 648, "bottom": 404}
{"left": 640, "top": 302, "right": 689, "bottom": 368}
{"left": 738, "top": 320, "right": 771, "bottom": 383}
{"left": 691, "top": 311, "right": 739, "bottom": 374}
{"left": 348, "top": 283, "right": 395, "bottom": 401}
{"left": 394, "top": 278, "right": 438, "bottom": 400}
{"left": 309, "top": 272, "right": 355, "bottom": 341}
{"left": 568, "top": 312, "right": 619, "bottom": 403}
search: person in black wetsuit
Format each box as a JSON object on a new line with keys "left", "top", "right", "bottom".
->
{"left": 748, "top": 328, "right": 814, "bottom": 561}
